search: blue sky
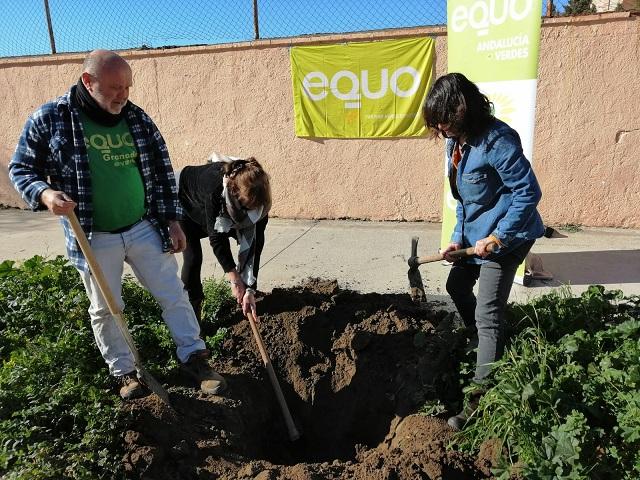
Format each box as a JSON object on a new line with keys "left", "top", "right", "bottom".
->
{"left": 0, "top": 0, "right": 567, "bottom": 58}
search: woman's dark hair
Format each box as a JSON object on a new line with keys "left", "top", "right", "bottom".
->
{"left": 422, "top": 73, "right": 494, "bottom": 140}
{"left": 223, "top": 157, "right": 271, "bottom": 211}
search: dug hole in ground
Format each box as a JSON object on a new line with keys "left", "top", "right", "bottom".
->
{"left": 123, "top": 279, "right": 498, "bottom": 480}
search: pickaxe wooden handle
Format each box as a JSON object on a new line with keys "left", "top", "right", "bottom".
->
{"left": 408, "top": 243, "right": 497, "bottom": 268}
{"left": 247, "top": 312, "right": 301, "bottom": 441}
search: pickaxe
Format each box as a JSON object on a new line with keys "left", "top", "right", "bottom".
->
{"left": 407, "top": 236, "right": 496, "bottom": 303}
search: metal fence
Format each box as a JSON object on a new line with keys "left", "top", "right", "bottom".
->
{"left": 1, "top": 0, "right": 578, "bottom": 59}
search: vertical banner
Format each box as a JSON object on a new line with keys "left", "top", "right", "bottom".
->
{"left": 442, "top": 0, "right": 543, "bottom": 284}
{"left": 290, "top": 37, "right": 435, "bottom": 138}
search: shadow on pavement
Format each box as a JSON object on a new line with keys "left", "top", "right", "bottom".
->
{"left": 531, "top": 250, "right": 640, "bottom": 287}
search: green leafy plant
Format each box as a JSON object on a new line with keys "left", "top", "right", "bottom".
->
{"left": 455, "top": 286, "right": 640, "bottom": 478}
{"left": 205, "top": 327, "right": 229, "bottom": 359}
{"left": 419, "top": 399, "right": 447, "bottom": 416}
{"left": 0, "top": 256, "right": 125, "bottom": 479}
{"left": 0, "top": 257, "right": 235, "bottom": 479}
{"left": 201, "top": 277, "right": 234, "bottom": 329}
{"left": 199, "top": 278, "right": 234, "bottom": 360}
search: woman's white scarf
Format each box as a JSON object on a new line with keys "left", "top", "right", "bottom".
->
{"left": 210, "top": 152, "right": 267, "bottom": 287}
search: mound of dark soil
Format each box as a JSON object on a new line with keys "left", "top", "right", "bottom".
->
{"left": 121, "top": 279, "right": 496, "bottom": 479}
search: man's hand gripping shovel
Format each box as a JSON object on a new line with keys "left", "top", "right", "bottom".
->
{"left": 67, "top": 211, "right": 172, "bottom": 407}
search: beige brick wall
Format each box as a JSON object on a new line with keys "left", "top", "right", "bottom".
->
{"left": 1, "top": 13, "right": 638, "bottom": 228}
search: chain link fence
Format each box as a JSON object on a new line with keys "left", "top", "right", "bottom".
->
{"left": 1, "top": 0, "right": 584, "bottom": 59}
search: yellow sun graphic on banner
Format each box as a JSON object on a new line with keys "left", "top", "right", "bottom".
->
{"left": 489, "top": 93, "right": 516, "bottom": 125}
{"left": 345, "top": 110, "right": 358, "bottom": 124}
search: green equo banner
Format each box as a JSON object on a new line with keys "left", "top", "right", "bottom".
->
{"left": 290, "top": 37, "right": 435, "bottom": 138}
{"left": 443, "top": 0, "right": 543, "bottom": 284}
{"left": 448, "top": 0, "right": 543, "bottom": 81}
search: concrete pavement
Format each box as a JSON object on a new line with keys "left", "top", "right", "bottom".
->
{"left": 2, "top": 209, "right": 640, "bottom": 306}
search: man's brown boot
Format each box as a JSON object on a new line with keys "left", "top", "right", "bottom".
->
{"left": 118, "top": 371, "right": 147, "bottom": 400}
{"left": 181, "top": 349, "right": 227, "bottom": 394}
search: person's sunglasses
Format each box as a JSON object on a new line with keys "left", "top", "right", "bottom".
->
{"left": 434, "top": 123, "right": 455, "bottom": 138}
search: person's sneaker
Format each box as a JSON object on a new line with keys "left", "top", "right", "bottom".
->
{"left": 117, "top": 371, "right": 147, "bottom": 400}
{"left": 181, "top": 349, "right": 227, "bottom": 395}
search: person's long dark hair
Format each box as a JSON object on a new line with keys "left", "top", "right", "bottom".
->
{"left": 422, "top": 73, "right": 494, "bottom": 140}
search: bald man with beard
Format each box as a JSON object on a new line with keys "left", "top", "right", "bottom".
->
{"left": 10, "top": 50, "right": 226, "bottom": 400}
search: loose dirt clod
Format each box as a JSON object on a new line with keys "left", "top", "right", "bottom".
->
{"left": 122, "top": 279, "right": 492, "bottom": 479}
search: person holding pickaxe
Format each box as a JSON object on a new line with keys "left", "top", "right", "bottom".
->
{"left": 422, "top": 73, "right": 544, "bottom": 430}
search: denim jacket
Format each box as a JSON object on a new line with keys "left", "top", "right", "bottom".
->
{"left": 447, "top": 118, "right": 544, "bottom": 263}
{"left": 9, "top": 86, "right": 182, "bottom": 271}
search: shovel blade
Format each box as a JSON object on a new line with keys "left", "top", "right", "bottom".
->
{"left": 137, "top": 367, "right": 171, "bottom": 406}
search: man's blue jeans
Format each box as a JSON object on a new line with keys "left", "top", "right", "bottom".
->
{"left": 78, "top": 220, "right": 206, "bottom": 376}
{"left": 446, "top": 240, "right": 534, "bottom": 383}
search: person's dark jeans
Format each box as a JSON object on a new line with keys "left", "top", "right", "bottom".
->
{"left": 181, "top": 216, "right": 208, "bottom": 303}
{"left": 446, "top": 240, "right": 534, "bottom": 383}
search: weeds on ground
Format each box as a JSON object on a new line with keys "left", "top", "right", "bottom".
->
{"left": 0, "top": 256, "right": 233, "bottom": 479}
{"left": 455, "top": 286, "right": 640, "bottom": 479}
{"left": 206, "top": 327, "right": 229, "bottom": 359}
{"left": 559, "top": 223, "right": 583, "bottom": 233}
{"left": 419, "top": 399, "right": 447, "bottom": 416}
{"left": 202, "top": 277, "right": 235, "bottom": 331}
{"left": 201, "top": 278, "right": 234, "bottom": 358}
{"left": 0, "top": 256, "right": 123, "bottom": 479}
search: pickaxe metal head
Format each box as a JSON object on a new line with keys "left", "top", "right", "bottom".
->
{"left": 408, "top": 236, "right": 426, "bottom": 303}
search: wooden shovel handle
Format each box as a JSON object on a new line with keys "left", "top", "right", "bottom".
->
{"left": 247, "top": 312, "right": 301, "bottom": 441}
{"left": 67, "top": 211, "right": 122, "bottom": 315}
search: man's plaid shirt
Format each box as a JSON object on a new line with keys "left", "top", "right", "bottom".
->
{"left": 9, "top": 86, "right": 183, "bottom": 271}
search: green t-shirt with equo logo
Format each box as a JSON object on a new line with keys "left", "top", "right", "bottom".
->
{"left": 80, "top": 113, "right": 146, "bottom": 232}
